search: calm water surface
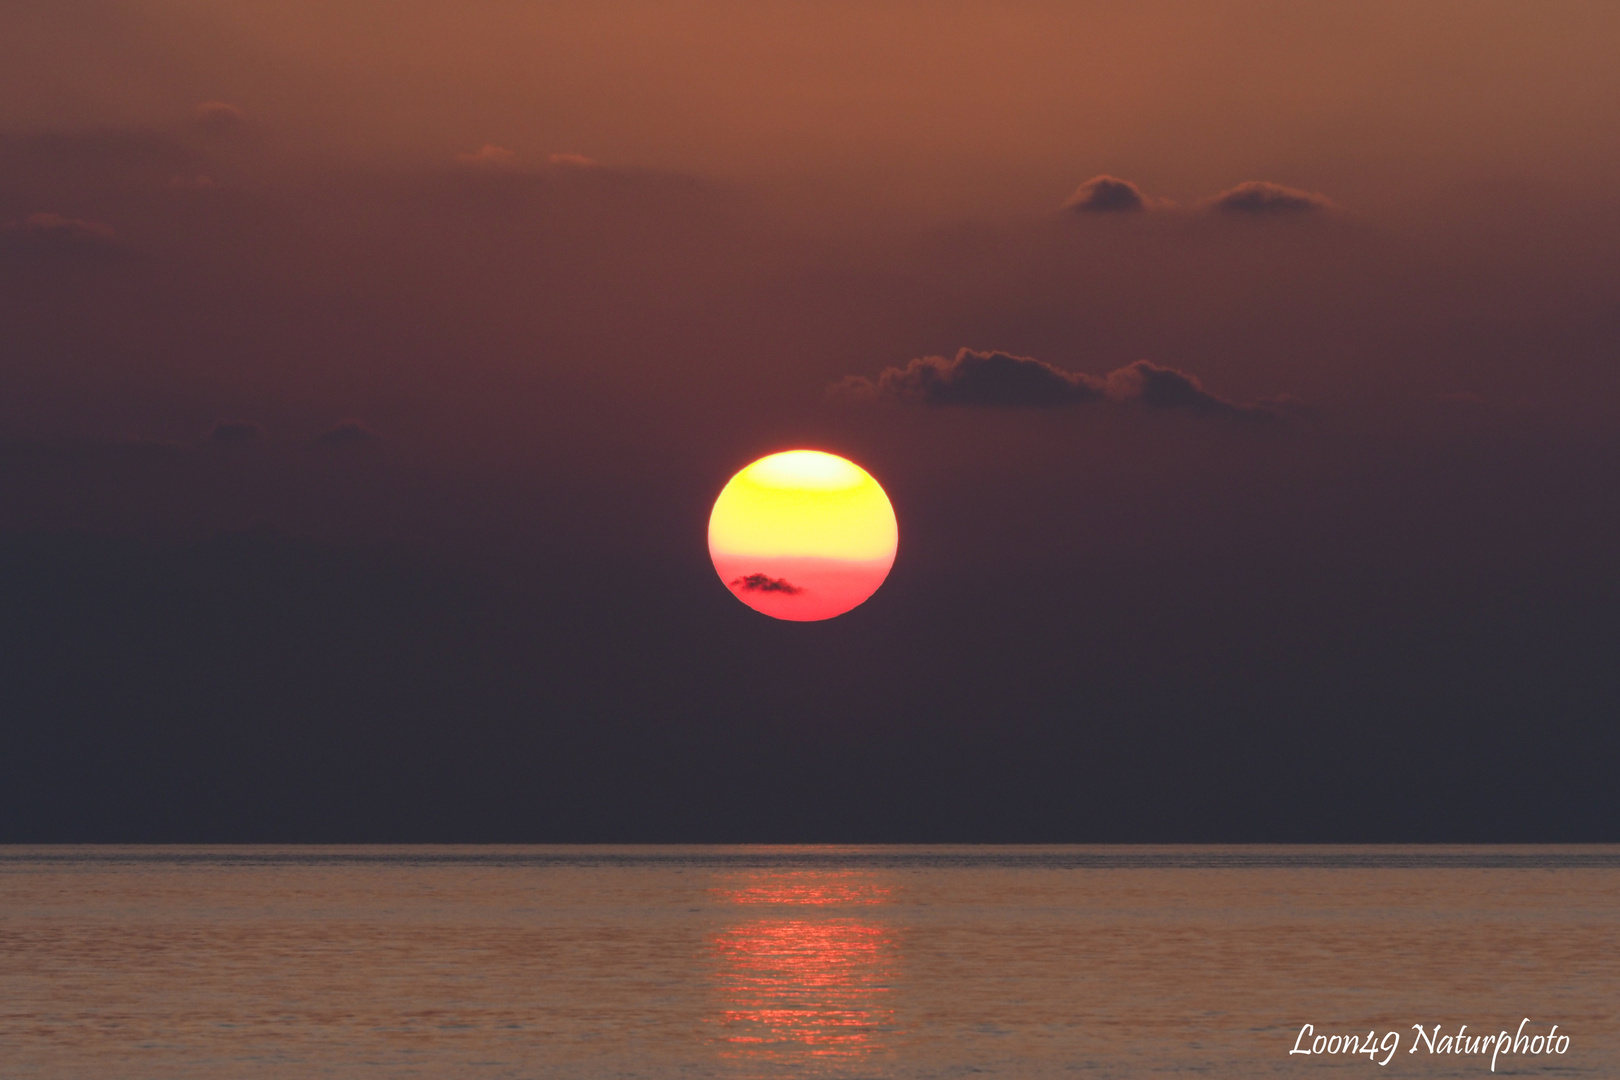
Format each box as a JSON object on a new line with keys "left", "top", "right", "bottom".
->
{"left": 1, "top": 846, "right": 1616, "bottom": 1078}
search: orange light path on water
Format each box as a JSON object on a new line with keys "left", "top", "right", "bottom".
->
{"left": 707, "top": 871, "right": 898, "bottom": 1066}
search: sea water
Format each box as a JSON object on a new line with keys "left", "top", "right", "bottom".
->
{"left": 1, "top": 846, "right": 1616, "bottom": 1078}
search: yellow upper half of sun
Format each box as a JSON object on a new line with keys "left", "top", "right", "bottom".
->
{"left": 709, "top": 450, "right": 898, "bottom": 561}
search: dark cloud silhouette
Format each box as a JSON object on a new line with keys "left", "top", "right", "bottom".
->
{"left": 833, "top": 350, "right": 1279, "bottom": 418}
{"left": 1207, "top": 180, "right": 1335, "bottom": 214}
{"left": 1064, "top": 175, "right": 1148, "bottom": 213}
{"left": 831, "top": 348, "right": 1105, "bottom": 407}
{"left": 1103, "top": 359, "right": 1271, "bottom": 417}
{"left": 317, "top": 420, "right": 377, "bottom": 448}
{"left": 208, "top": 420, "right": 262, "bottom": 446}
{"left": 191, "top": 101, "right": 249, "bottom": 135}
{"left": 731, "top": 574, "right": 803, "bottom": 595}
{"left": 0, "top": 212, "right": 121, "bottom": 261}
{"left": 2, "top": 212, "right": 117, "bottom": 246}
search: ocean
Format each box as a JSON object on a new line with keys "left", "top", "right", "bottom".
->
{"left": 2, "top": 846, "right": 1615, "bottom": 1078}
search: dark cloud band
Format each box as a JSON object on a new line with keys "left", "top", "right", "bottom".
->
{"left": 731, "top": 574, "right": 804, "bottom": 595}
{"left": 1064, "top": 175, "right": 1149, "bottom": 213}
{"left": 1207, "top": 180, "right": 1335, "bottom": 214}
{"left": 833, "top": 348, "right": 1278, "bottom": 419}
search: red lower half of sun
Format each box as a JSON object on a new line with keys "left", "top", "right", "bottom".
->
{"left": 711, "top": 554, "right": 894, "bottom": 622}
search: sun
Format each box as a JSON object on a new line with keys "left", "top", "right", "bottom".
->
{"left": 708, "top": 450, "right": 898, "bottom": 621}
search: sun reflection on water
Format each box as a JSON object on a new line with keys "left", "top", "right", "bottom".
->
{"left": 708, "top": 870, "right": 899, "bottom": 1072}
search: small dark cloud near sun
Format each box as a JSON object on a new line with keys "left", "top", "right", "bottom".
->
{"left": 833, "top": 349, "right": 1280, "bottom": 419}
{"left": 317, "top": 420, "right": 378, "bottom": 448}
{"left": 1064, "top": 175, "right": 1150, "bottom": 213}
{"left": 731, "top": 574, "right": 804, "bottom": 595}
{"left": 830, "top": 348, "right": 1105, "bottom": 407}
{"left": 207, "top": 420, "right": 262, "bottom": 446}
{"left": 1206, "top": 180, "right": 1336, "bottom": 215}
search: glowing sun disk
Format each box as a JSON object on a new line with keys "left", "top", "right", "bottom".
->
{"left": 709, "top": 450, "right": 898, "bottom": 621}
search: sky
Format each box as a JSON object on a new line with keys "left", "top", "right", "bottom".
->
{"left": 2, "top": 0, "right": 1618, "bottom": 841}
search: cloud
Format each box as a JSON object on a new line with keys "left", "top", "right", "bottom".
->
{"left": 452, "top": 146, "right": 600, "bottom": 170}
{"left": 1063, "top": 175, "right": 1148, "bottom": 213}
{"left": 191, "top": 102, "right": 249, "bottom": 135}
{"left": 1103, "top": 360, "right": 1267, "bottom": 416}
{"left": 830, "top": 348, "right": 1105, "bottom": 407}
{"left": 2, "top": 212, "right": 117, "bottom": 245}
{"left": 208, "top": 420, "right": 262, "bottom": 445}
{"left": 0, "top": 212, "right": 121, "bottom": 261}
{"left": 1206, "top": 180, "right": 1335, "bottom": 215}
{"left": 833, "top": 349, "right": 1280, "bottom": 419}
{"left": 731, "top": 573, "right": 804, "bottom": 595}
{"left": 456, "top": 144, "right": 517, "bottom": 168}
{"left": 317, "top": 420, "right": 377, "bottom": 447}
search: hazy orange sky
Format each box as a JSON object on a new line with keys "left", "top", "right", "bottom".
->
{"left": 9, "top": 1, "right": 1620, "bottom": 217}
{"left": 2, "top": 2, "right": 1618, "bottom": 840}
{"left": 5, "top": 1, "right": 1618, "bottom": 421}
